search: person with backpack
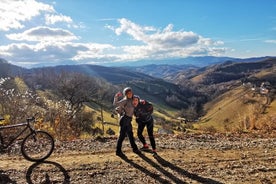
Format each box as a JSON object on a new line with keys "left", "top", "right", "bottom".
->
{"left": 113, "top": 87, "right": 141, "bottom": 157}
{"left": 132, "top": 95, "right": 157, "bottom": 155}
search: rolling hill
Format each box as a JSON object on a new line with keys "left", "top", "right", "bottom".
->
{"left": 28, "top": 64, "right": 155, "bottom": 85}
{"left": 0, "top": 58, "right": 26, "bottom": 77}
{"left": 103, "top": 56, "right": 273, "bottom": 67}
{"left": 24, "top": 64, "right": 199, "bottom": 110}
{"left": 0, "top": 56, "right": 275, "bottom": 134}
{"left": 195, "top": 84, "right": 276, "bottom": 133}
{"left": 193, "top": 62, "right": 276, "bottom": 133}
{"left": 170, "top": 57, "right": 276, "bottom": 85}
{"left": 122, "top": 64, "right": 198, "bottom": 79}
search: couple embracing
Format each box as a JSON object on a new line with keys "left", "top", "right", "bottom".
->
{"left": 113, "top": 87, "right": 157, "bottom": 158}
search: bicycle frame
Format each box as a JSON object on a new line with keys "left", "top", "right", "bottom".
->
{"left": 0, "top": 116, "right": 54, "bottom": 162}
{"left": 0, "top": 119, "right": 35, "bottom": 150}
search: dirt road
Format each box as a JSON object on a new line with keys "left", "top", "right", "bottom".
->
{"left": 0, "top": 134, "right": 275, "bottom": 183}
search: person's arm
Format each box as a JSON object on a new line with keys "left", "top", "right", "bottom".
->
{"left": 146, "top": 101, "right": 153, "bottom": 114}
{"left": 113, "top": 92, "right": 125, "bottom": 106}
{"left": 138, "top": 101, "right": 153, "bottom": 120}
{"left": 141, "top": 101, "right": 153, "bottom": 115}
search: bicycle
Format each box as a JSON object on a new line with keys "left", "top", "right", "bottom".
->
{"left": 0, "top": 116, "right": 54, "bottom": 162}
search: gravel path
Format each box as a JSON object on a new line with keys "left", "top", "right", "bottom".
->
{"left": 0, "top": 133, "right": 275, "bottom": 184}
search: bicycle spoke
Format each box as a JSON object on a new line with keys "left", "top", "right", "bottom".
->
{"left": 21, "top": 131, "right": 54, "bottom": 162}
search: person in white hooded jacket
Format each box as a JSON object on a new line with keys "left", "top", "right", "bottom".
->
{"left": 113, "top": 87, "right": 141, "bottom": 157}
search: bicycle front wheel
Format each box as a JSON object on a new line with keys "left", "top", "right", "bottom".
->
{"left": 21, "top": 131, "right": 54, "bottom": 162}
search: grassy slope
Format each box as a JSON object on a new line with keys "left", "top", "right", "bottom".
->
{"left": 14, "top": 80, "right": 273, "bottom": 136}
{"left": 90, "top": 104, "right": 177, "bottom": 136}
{"left": 195, "top": 84, "right": 275, "bottom": 132}
{"left": 192, "top": 62, "right": 276, "bottom": 133}
{"left": 10, "top": 77, "right": 177, "bottom": 138}
{"left": 195, "top": 86, "right": 248, "bottom": 131}
{"left": 10, "top": 63, "right": 276, "bottom": 136}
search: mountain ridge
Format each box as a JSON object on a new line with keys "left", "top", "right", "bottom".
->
{"left": 0, "top": 56, "right": 275, "bottom": 134}
{"left": 102, "top": 56, "right": 274, "bottom": 67}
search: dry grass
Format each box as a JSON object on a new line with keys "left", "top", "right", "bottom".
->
{"left": 195, "top": 85, "right": 276, "bottom": 133}
{"left": 14, "top": 77, "right": 29, "bottom": 93}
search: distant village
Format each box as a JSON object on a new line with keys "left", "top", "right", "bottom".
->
{"left": 243, "top": 81, "right": 271, "bottom": 95}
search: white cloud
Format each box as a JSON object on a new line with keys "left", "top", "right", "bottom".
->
{"left": 115, "top": 18, "right": 147, "bottom": 41}
{"left": 72, "top": 43, "right": 116, "bottom": 61}
{"left": 0, "top": 41, "right": 116, "bottom": 67}
{"left": 0, "top": 0, "right": 227, "bottom": 67}
{"left": 45, "top": 14, "right": 73, "bottom": 25}
{"left": 0, "top": 0, "right": 54, "bottom": 31}
{"left": 1, "top": 17, "right": 227, "bottom": 67}
{"left": 265, "top": 40, "right": 276, "bottom": 44}
{"left": 6, "top": 26, "right": 79, "bottom": 42}
{"left": 114, "top": 18, "right": 200, "bottom": 48}
{"left": 108, "top": 18, "right": 226, "bottom": 60}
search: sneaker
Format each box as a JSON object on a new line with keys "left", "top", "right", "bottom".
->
{"left": 140, "top": 144, "right": 149, "bottom": 151}
{"left": 116, "top": 151, "right": 126, "bottom": 158}
{"left": 152, "top": 149, "right": 157, "bottom": 156}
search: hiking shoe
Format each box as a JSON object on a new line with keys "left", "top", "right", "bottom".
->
{"left": 116, "top": 151, "right": 126, "bottom": 158}
{"left": 140, "top": 147, "right": 150, "bottom": 151}
{"left": 140, "top": 144, "right": 150, "bottom": 151}
{"left": 133, "top": 149, "right": 142, "bottom": 154}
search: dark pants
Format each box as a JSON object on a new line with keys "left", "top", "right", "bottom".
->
{"left": 137, "top": 117, "right": 156, "bottom": 150}
{"left": 116, "top": 115, "right": 138, "bottom": 152}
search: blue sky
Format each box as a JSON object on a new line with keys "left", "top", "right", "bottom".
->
{"left": 0, "top": 0, "right": 275, "bottom": 68}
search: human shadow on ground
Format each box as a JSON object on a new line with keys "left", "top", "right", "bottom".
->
{"left": 120, "top": 155, "right": 172, "bottom": 183}
{"left": 0, "top": 170, "right": 16, "bottom": 184}
{"left": 152, "top": 154, "right": 224, "bottom": 184}
{"left": 26, "top": 161, "right": 70, "bottom": 184}
{"left": 138, "top": 153, "right": 189, "bottom": 184}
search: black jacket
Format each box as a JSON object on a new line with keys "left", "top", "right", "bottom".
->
{"left": 134, "top": 100, "right": 153, "bottom": 122}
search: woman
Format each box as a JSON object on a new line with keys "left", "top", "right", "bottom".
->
{"left": 132, "top": 95, "right": 157, "bottom": 155}
{"left": 113, "top": 87, "right": 141, "bottom": 157}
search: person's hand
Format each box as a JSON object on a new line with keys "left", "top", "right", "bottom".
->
{"left": 140, "top": 99, "right": 146, "bottom": 104}
{"left": 116, "top": 91, "right": 123, "bottom": 97}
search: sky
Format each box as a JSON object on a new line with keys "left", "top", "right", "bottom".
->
{"left": 0, "top": 0, "right": 276, "bottom": 68}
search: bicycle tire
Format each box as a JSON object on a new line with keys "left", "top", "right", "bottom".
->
{"left": 21, "top": 131, "right": 54, "bottom": 162}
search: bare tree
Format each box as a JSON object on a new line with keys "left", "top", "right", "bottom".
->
{"left": 0, "top": 77, "right": 40, "bottom": 123}
{"left": 53, "top": 72, "right": 99, "bottom": 119}
{"left": 42, "top": 72, "right": 102, "bottom": 139}
{"left": 92, "top": 79, "right": 117, "bottom": 133}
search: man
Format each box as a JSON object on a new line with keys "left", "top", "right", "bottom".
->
{"left": 113, "top": 87, "right": 141, "bottom": 157}
{"left": 132, "top": 95, "right": 157, "bottom": 155}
